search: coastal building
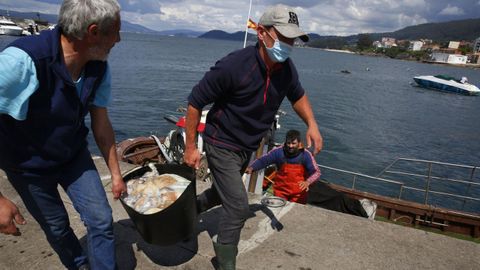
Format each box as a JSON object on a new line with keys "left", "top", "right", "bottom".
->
{"left": 422, "top": 43, "right": 440, "bottom": 52}
{"left": 420, "top": 39, "right": 433, "bottom": 45}
{"left": 431, "top": 52, "right": 467, "bottom": 64}
{"left": 408, "top": 40, "right": 423, "bottom": 51}
{"left": 436, "top": 48, "right": 457, "bottom": 54}
{"left": 381, "top": 37, "right": 396, "bottom": 48}
{"left": 468, "top": 54, "right": 480, "bottom": 64}
{"left": 448, "top": 41, "right": 460, "bottom": 49}
{"left": 373, "top": 37, "right": 397, "bottom": 49}
{"left": 474, "top": 37, "right": 480, "bottom": 53}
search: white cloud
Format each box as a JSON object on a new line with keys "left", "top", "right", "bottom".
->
{"left": 133, "top": 1, "right": 251, "bottom": 32}
{"left": 300, "top": 0, "right": 430, "bottom": 35}
{"left": 438, "top": 4, "right": 465, "bottom": 16}
{"left": 117, "top": 0, "right": 162, "bottom": 14}
{"left": 0, "top": 0, "right": 59, "bottom": 14}
{"left": 0, "top": 0, "right": 478, "bottom": 36}
{"left": 403, "top": 0, "right": 427, "bottom": 7}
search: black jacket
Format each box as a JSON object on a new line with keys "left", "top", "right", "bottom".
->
{"left": 188, "top": 44, "right": 304, "bottom": 151}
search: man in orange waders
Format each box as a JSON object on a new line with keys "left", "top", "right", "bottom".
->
{"left": 246, "top": 129, "right": 320, "bottom": 204}
{"left": 247, "top": 130, "right": 378, "bottom": 219}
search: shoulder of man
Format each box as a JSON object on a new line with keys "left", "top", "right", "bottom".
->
{"left": 302, "top": 148, "right": 314, "bottom": 156}
{"left": 284, "top": 57, "right": 298, "bottom": 75}
{"left": 8, "top": 28, "right": 57, "bottom": 60}
{"left": 214, "top": 46, "right": 257, "bottom": 69}
{"left": 269, "top": 145, "right": 285, "bottom": 155}
{"left": 299, "top": 148, "right": 312, "bottom": 158}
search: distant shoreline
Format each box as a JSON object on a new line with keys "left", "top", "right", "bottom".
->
{"left": 319, "top": 48, "right": 355, "bottom": 54}
{"left": 311, "top": 47, "right": 480, "bottom": 70}
{"left": 420, "top": 60, "right": 480, "bottom": 69}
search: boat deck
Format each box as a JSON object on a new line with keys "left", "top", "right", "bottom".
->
{"left": 1, "top": 158, "right": 479, "bottom": 270}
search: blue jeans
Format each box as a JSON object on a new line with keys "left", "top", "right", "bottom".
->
{"left": 6, "top": 148, "right": 116, "bottom": 270}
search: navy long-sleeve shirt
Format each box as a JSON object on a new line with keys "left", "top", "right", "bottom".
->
{"left": 188, "top": 44, "right": 305, "bottom": 151}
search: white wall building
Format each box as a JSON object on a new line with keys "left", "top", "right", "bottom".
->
{"left": 448, "top": 41, "right": 460, "bottom": 49}
{"left": 432, "top": 52, "right": 449, "bottom": 62}
{"left": 408, "top": 41, "right": 423, "bottom": 51}
{"left": 381, "top": 37, "right": 396, "bottom": 48}
{"left": 431, "top": 52, "right": 467, "bottom": 64}
{"left": 448, "top": 54, "right": 468, "bottom": 64}
{"left": 373, "top": 37, "right": 397, "bottom": 49}
{"left": 473, "top": 37, "right": 480, "bottom": 53}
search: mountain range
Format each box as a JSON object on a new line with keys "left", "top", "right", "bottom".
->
{"left": 2, "top": 9, "right": 479, "bottom": 43}
{"left": 200, "top": 18, "right": 480, "bottom": 45}
{"left": 0, "top": 9, "right": 203, "bottom": 37}
{"left": 372, "top": 18, "right": 480, "bottom": 41}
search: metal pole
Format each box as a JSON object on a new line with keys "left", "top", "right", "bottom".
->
{"left": 462, "top": 167, "right": 477, "bottom": 210}
{"left": 248, "top": 137, "right": 265, "bottom": 193}
{"left": 352, "top": 175, "right": 357, "bottom": 189}
{"left": 469, "top": 167, "right": 476, "bottom": 182}
{"left": 243, "top": 0, "right": 253, "bottom": 48}
{"left": 424, "top": 163, "right": 433, "bottom": 204}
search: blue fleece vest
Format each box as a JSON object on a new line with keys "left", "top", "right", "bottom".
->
{"left": 0, "top": 27, "right": 106, "bottom": 174}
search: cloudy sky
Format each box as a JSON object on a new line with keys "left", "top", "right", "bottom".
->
{"left": 1, "top": 0, "right": 479, "bottom": 36}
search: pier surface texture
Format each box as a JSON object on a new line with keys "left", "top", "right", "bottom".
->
{"left": 1, "top": 157, "right": 479, "bottom": 270}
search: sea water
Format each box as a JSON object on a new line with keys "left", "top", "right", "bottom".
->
{"left": 2, "top": 33, "right": 479, "bottom": 212}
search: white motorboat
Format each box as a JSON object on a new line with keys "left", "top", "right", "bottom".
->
{"left": 413, "top": 75, "right": 480, "bottom": 96}
{"left": 0, "top": 16, "right": 24, "bottom": 36}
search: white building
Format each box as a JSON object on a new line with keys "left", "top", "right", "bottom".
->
{"left": 447, "top": 54, "right": 468, "bottom": 64}
{"left": 431, "top": 52, "right": 467, "bottom": 64}
{"left": 381, "top": 37, "right": 396, "bottom": 48}
{"left": 448, "top": 41, "right": 460, "bottom": 49}
{"left": 473, "top": 37, "right": 480, "bottom": 53}
{"left": 408, "top": 41, "right": 423, "bottom": 51}
{"left": 374, "top": 37, "right": 398, "bottom": 49}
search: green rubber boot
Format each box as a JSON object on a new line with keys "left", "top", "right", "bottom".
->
{"left": 213, "top": 238, "right": 238, "bottom": 270}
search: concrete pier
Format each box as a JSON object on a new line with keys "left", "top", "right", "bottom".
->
{"left": 1, "top": 157, "right": 479, "bottom": 270}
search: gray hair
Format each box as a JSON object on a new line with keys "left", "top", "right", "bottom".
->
{"left": 58, "top": 0, "right": 121, "bottom": 39}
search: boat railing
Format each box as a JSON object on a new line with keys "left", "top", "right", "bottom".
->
{"left": 318, "top": 164, "right": 406, "bottom": 199}
{"left": 318, "top": 158, "right": 480, "bottom": 211}
{"left": 377, "top": 158, "right": 480, "bottom": 209}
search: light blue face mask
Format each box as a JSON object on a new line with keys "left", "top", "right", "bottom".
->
{"left": 263, "top": 31, "right": 293, "bottom": 63}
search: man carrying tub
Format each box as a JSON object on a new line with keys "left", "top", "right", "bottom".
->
{"left": 0, "top": 1, "right": 126, "bottom": 269}
{"left": 184, "top": 4, "right": 323, "bottom": 270}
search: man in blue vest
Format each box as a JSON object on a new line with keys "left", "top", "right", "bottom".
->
{"left": 0, "top": 0, "right": 125, "bottom": 269}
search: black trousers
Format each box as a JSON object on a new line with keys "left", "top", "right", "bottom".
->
{"left": 197, "top": 143, "right": 252, "bottom": 245}
{"left": 307, "top": 181, "right": 368, "bottom": 218}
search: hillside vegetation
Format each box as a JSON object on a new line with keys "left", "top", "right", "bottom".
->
{"left": 309, "top": 18, "right": 480, "bottom": 49}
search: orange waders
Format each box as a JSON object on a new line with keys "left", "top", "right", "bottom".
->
{"left": 273, "top": 163, "right": 308, "bottom": 204}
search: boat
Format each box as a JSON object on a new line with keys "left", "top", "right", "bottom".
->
{"left": 116, "top": 109, "right": 210, "bottom": 182}
{"left": 0, "top": 16, "right": 24, "bottom": 36}
{"left": 316, "top": 159, "right": 480, "bottom": 239}
{"left": 116, "top": 111, "right": 480, "bottom": 240}
{"left": 413, "top": 75, "right": 480, "bottom": 96}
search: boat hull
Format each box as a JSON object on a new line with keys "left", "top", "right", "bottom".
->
{"left": 0, "top": 27, "right": 23, "bottom": 36}
{"left": 116, "top": 136, "right": 165, "bottom": 165}
{"left": 326, "top": 181, "right": 480, "bottom": 238}
{"left": 414, "top": 76, "right": 480, "bottom": 96}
